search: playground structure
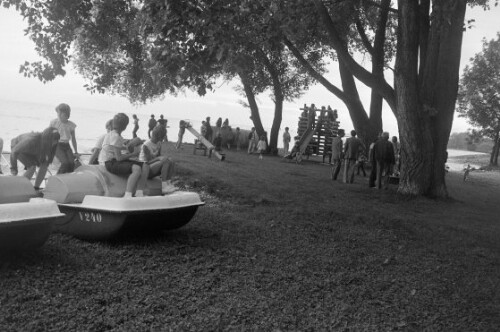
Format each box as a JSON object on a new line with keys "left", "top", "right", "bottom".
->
{"left": 287, "top": 104, "right": 340, "bottom": 163}
{"left": 185, "top": 124, "right": 226, "bottom": 161}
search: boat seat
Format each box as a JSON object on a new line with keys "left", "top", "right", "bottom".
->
{"left": 44, "top": 165, "right": 161, "bottom": 204}
{"left": 0, "top": 176, "right": 37, "bottom": 204}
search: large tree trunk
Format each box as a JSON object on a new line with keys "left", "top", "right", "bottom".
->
{"left": 256, "top": 48, "right": 284, "bottom": 155}
{"left": 490, "top": 132, "right": 500, "bottom": 166}
{"left": 338, "top": 59, "right": 378, "bottom": 148}
{"left": 269, "top": 100, "right": 283, "bottom": 155}
{"left": 396, "top": 0, "right": 467, "bottom": 197}
{"left": 238, "top": 71, "right": 265, "bottom": 137}
{"left": 369, "top": 0, "right": 390, "bottom": 137}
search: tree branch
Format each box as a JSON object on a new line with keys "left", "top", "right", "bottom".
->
{"left": 314, "top": 0, "right": 396, "bottom": 114}
{"left": 283, "top": 35, "right": 349, "bottom": 105}
{"left": 355, "top": 15, "right": 374, "bottom": 55}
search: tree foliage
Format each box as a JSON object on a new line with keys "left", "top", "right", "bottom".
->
{"left": 458, "top": 33, "right": 500, "bottom": 165}
{"left": 3, "top": 0, "right": 323, "bottom": 153}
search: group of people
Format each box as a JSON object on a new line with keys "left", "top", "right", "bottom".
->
{"left": 200, "top": 116, "right": 244, "bottom": 152}
{"left": 330, "top": 129, "right": 400, "bottom": 189}
{"left": 4, "top": 103, "right": 79, "bottom": 190}
{"left": 147, "top": 114, "right": 169, "bottom": 139}
{"left": 2, "top": 104, "right": 177, "bottom": 197}
{"left": 94, "top": 113, "right": 176, "bottom": 197}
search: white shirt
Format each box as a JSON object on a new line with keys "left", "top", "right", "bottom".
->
{"left": 98, "top": 131, "right": 124, "bottom": 164}
{"left": 50, "top": 118, "right": 76, "bottom": 143}
{"left": 94, "top": 134, "right": 106, "bottom": 149}
{"left": 138, "top": 140, "right": 161, "bottom": 162}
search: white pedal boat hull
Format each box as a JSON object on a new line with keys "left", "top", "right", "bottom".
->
{"left": 56, "top": 193, "right": 204, "bottom": 240}
{"left": 44, "top": 166, "right": 204, "bottom": 240}
{"left": 0, "top": 198, "right": 64, "bottom": 251}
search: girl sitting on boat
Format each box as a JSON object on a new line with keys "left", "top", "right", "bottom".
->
{"left": 10, "top": 127, "right": 60, "bottom": 191}
{"left": 138, "top": 125, "right": 177, "bottom": 195}
{"left": 98, "top": 113, "right": 149, "bottom": 198}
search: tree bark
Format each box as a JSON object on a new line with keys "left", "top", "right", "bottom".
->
{"left": 490, "top": 132, "right": 500, "bottom": 166}
{"left": 368, "top": 0, "right": 390, "bottom": 139}
{"left": 238, "top": 71, "right": 265, "bottom": 138}
{"left": 396, "top": 0, "right": 467, "bottom": 197}
{"left": 338, "top": 58, "right": 377, "bottom": 147}
{"left": 255, "top": 48, "right": 283, "bottom": 155}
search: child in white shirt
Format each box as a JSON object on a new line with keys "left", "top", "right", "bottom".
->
{"left": 98, "top": 113, "right": 149, "bottom": 198}
{"left": 138, "top": 125, "right": 177, "bottom": 195}
{"left": 50, "top": 103, "right": 79, "bottom": 174}
{"left": 257, "top": 134, "right": 267, "bottom": 160}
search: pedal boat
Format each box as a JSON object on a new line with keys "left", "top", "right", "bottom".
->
{"left": 0, "top": 177, "right": 64, "bottom": 251}
{"left": 43, "top": 165, "right": 204, "bottom": 240}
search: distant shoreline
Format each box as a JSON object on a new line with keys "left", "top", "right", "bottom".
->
{"left": 447, "top": 149, "right": 487, "bottom": 158}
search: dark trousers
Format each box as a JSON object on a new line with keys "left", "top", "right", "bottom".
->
{"left": 330, "top": 158, "right": 342, "bottom": 180}
{"left": 55, "top": 142, "right": 74, "bottom": 174}
{"left": 343, "top": 159, "right": 357, "bottom": 183}
{"left": 369, "top": 161, "right": 377, "bottom": 187}
{"left": 376, "top": 160, "right": 392, "bottom": 189}
{"left": 357, "top": 162, "right": 366, "bottom": 176}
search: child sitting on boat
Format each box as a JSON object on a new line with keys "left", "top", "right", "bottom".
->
{"left": 89, "top": 119, "right": 113, "bottom": 165}
{"left": 138, "top": 125, "right": 177, "bottom": 195}
{"left": 98, "top": 113, "right": 149, "bottom": 198}
{"left": 10, "top": 127, "right": 60, "bottom": 191}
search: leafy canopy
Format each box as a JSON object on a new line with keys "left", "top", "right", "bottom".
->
{"left": 458, "top": 32, "right": 500, "bottom": 139}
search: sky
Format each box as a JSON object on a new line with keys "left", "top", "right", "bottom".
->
{"left": 0, "top": 4, "right": 499, "bottom": 139}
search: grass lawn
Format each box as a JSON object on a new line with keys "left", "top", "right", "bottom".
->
{"left": 1, "top": 143, "right": 499, "bottom": 331}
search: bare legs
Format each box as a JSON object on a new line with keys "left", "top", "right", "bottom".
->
{"left": 125, "top": 164, "right": 149, "bottom": 197}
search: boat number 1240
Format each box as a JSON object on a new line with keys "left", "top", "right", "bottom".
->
{"left": 79, "top": 211, "right": 103, "bottom": 223}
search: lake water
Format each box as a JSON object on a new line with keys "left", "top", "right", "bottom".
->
{"left": 0, "top": 99, "right": 190, "bottom": 153}
{"left": 0, "top": 98, "right": 280, "bottom": 154}
{"left": 446, "top": 149, "right": 487, "bottom": 172}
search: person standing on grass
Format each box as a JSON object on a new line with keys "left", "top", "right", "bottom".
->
{"left": 10, "top": 127, "right": 60, "bottom": 191}
{"left": 235, "top": 127, "right": 241, "bottom": 151}
{"left": 257, "top": 134, "right": 267, "bottom": 160}
{"left": 357, "top": 152, "right": 367, "bottom": 177}
{"left": 330, "top": 129, "right": 345, "bottom": 181}
{"left": 157, "top": 114, "right": 167, "bottom": 127}
{"left": 138, "top": 125, "right": 177, "bottom": 195}
{"left": 132, "top": 114, "right": 139, "bottom": 138}
{"left": 148, "top": 114, "right": 156, "bottom": 138}
{"left": 176, "top": 120, "right": 187, "bottom": 149}
{"left": 98, "top": 113, "right": 149, "bottom": 198}
{"left": 283, "top": 127, "right": 291, "bottom": 156}
{"left": 215, "top": 117, "right": 223, "bottom": 138}
{"left": 368, "top": 134, "right": 380, "bottom": 188}
{"left": 50, "top": 103, "right": 79, "bottom": 174}
{"left": 373, "top": 131, "right": 395, "bottom": 189}
{"left": 157, "top": 115, "right": 168, "bottom": 141}
{"left": 247, "top": 127, "right": 258, "bottom": 154}
{"left": 343, "top": 130, "right": 364, "bottom": 184}
{"left": 213, "top": 132, "right": 222, "bottom": 152}
{"left": 204, "top": 116, "right": 213, "bottom": 143}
